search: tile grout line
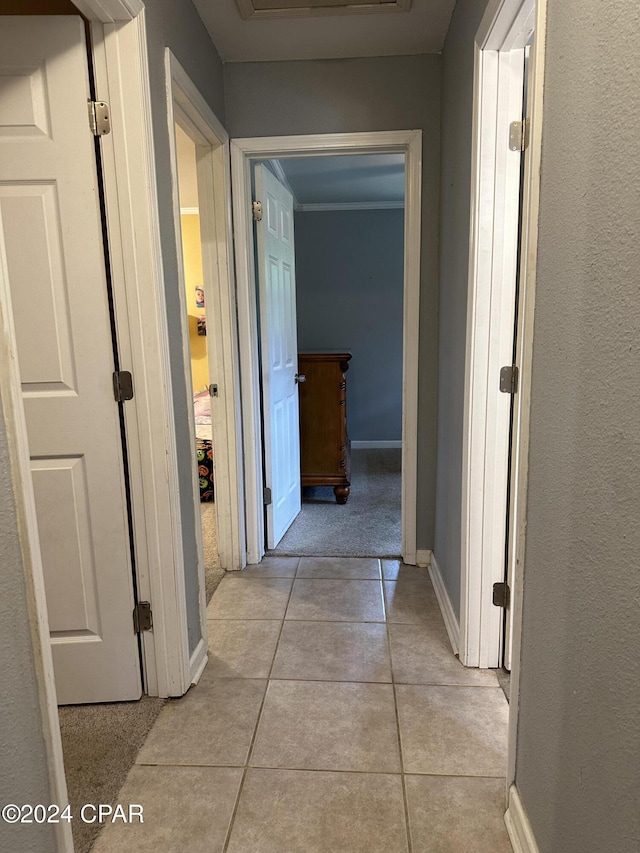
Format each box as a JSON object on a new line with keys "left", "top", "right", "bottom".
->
{"left": 135, "top": 764, "right": 506, "bottom": 779}
{"left": 382, "top": 562, "right": 414, "bottom": 853}
{"left": 221, "top": 560, "right": 299, "bottom": 853}
{"left": 135, "top": 761, "right": 508, "bottom": 781}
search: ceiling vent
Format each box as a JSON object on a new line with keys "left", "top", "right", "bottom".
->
{"left": 236, "top": 0, "right": 411, "bottom": 20}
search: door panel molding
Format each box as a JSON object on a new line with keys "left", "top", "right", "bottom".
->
{"left": 255, "top": 164, "right": 302, "bottom": 548}
{"left": 232, "top": 130, "right": 422, "bottom": 565}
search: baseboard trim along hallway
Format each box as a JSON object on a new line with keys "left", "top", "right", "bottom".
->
{"left": 428, "top": 554, "right": 460, "bottom": 655}
{"left": 504, "top": 785, "right": 541, "bottom": 853}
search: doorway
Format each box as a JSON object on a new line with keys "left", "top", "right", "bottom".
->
{"left": 165, "top": 48, "right": 246, "bottom": 621}
{"left": 232, "top": 131, "right": 423, "bottom": 567}
{"left": 460, "top": 0, "right": 536, "bottom": 671}
{"left": 173, "top": 121, "right": 224, "bottom": 603}
{"left": 252, "top": 154, "right": 406, "bottom": 558}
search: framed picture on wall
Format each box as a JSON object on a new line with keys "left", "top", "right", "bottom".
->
{"left": 195, "top": 286, "right": 205, "bottom": 308}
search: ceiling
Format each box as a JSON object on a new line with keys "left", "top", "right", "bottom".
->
{"left": 274, "top": 153, "right": 405, "bottom": 209}
{"left": 193, "top": 0, "right": 456, "bottom": 62}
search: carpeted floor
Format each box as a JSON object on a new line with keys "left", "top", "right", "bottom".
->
{"left": 59, "top": 501, "right": 225, "bottom": 853}
{"left": 273, "top": 448, "right": 402, "bottom": 557}
{"left": 59, "top": 697, "right": 166, "bottom": 853}
{"left": 201, "top": 501, "right": 226, "bottom": 603}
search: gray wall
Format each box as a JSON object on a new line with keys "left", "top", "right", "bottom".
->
{"left": 433, "top": 0, "right": 488, "bottom": 617}
{"left": 0, "top": 401, "right": 57, "bottom": 853}
{"left": 515, "top": 0, "right": 640, "bottom": 850}
{"left": 295, "top": 209, "right": 404, "bottom": 442}
{"left": 144, "top": 0, "right": 225, "bottom": 651}
{"left": 225, "top": 54, "right": 441, "bottom": 548}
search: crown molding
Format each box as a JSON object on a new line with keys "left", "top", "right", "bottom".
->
{"left": 296, "top": 200, "right": 404, "bottom": 212}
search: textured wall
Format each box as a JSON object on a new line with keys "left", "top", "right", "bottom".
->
{"left": 295, "top": 209, "right": 404, "bottom": 442}
{"left": 144, "top": 0, "right": 225, "bottom": 651}
{"left": 433, "top": 0, "right": 489, "bottom": 616}
{"left": 225, "top": 55, "right": 441, "bottom": 547}
{"left": 516, "top": 1, "right": 640, "bottom": 850}
{"left": 0, "top": 399, "right": 57, "bottom": 853}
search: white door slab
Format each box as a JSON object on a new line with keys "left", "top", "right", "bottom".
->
{"left": 0, "top": 16, "right": 141, "bottom": 703}
{"left": 254, "top": 165, "right": 301, "bottom": 548}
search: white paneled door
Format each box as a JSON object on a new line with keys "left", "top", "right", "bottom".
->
{"left": 255, "top": 165, "right": 301, "bottom": 548}
{"left": 0, "top": 17, "right": 141, "bottom": 703}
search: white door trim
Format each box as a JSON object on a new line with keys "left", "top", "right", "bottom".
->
{"left": 506, "top": 0, "right": 548, "bottom": 790}
{"left": 71, "top": 0, "right": 143, "bottom": 22}
{"left": 231, "top": 130, "right": 422, "bottom": 565}
{"left": 460, "top": 0, "right": 536, "bottom": 669}
{"left": 165, "top": 49, "right": 246, "bottom": 680}
{"left": 167, "top": 56, "right": 245, "bottom": 577}
{"left": 90, "top": 12, "right": 192, "bottom": 699}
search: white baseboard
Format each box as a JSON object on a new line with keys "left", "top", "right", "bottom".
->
{"left": 428, "top": 554, "right": 460, "bottom": 655}
{"left": 351, "top": 440, "right": 402, "bottom": 449}
{"left": 505, "top": 786, "right": 541, "bottom": 853}
{"left": 415, "top": 549, "right": 432, "bottom": 568}
{"left": 189, "top": 637, "right": 208, "bottom": 686}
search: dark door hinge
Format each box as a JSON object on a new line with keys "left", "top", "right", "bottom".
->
{"left": 263, "top": 487, "right": 272, "bottom": 506}
{"left": 493, "top": 582, "right": 510, "bottom": 609}
{"left": 499, "top": 364, "right": 519, "bottom": 395}
{"left": 133, "top": 601, "right": 153, "bottom": 633}
{"left": 113, "top": 370, "right": 134, "bottom": 402}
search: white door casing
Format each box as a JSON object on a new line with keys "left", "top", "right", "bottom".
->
{"left": 232, "top": 131, "right": 422, "bottom": 566}
{"left": 460, "top": 0, "right": 535, "bottom": 670}
{"left": 0, "top": 16, "right": 141, "bottom": 704}
{"left": 254, "top": 165, "right": 302, "bottom": 548}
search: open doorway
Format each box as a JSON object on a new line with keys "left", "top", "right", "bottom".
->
{"left": 253, "top": 154, "right": 406, "bottom": 558}
{"left": 232, "top": 131, "right": 422, "bottom": 567}
{"left": 173, "top": 123, "right": 223, "bottom": 602}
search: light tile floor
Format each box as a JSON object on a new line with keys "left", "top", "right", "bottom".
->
{"left": 93, "top": 557, "right": 512, "bottom": 853}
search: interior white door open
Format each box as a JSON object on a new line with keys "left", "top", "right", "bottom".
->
{"left": 254, "top": 164, "right": 301, "bottom": 548}
{"left": 0, "top": 16, "right": 141, "bottom": 704}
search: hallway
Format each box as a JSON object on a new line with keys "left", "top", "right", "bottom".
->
{"left": 93, "top": 557, "right": 510, "bottom": 852}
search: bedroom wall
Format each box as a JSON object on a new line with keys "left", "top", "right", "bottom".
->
{"left": 180, "top": 214, "right": 209, "bottom": 394}
{"left": 295, "top": 208, "right": 404, "bottom": 442}
{"left": 224, "top": 53, "right": 441, "bottom": 549}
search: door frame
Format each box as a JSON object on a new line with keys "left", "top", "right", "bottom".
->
{"left": 504, "top": 0, "right": 548, "bottom": 803}
{"left": 459, "top": 0, "right": 537, "bottom": 669}
{"left": 231, "top": 130, "right": 422, "bottom": 565}
{"left": 165, "top": 50, "right": 246, "bottom": 682}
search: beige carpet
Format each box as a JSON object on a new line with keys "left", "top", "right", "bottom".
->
{"left": 274, "top": 448, "right": 402, "bottom": 557}
{"left": 202, "top": 501, "right": 225, "bottom": 603}
{"left": 59, "top": 501, "right": 225, "bottom": 853}
{"left": 59, "top": 697, "right": 166, "bottom": 853}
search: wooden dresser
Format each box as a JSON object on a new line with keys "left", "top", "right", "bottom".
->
{"left": 298, "top": 352, "right": 352, "bottom": 504}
